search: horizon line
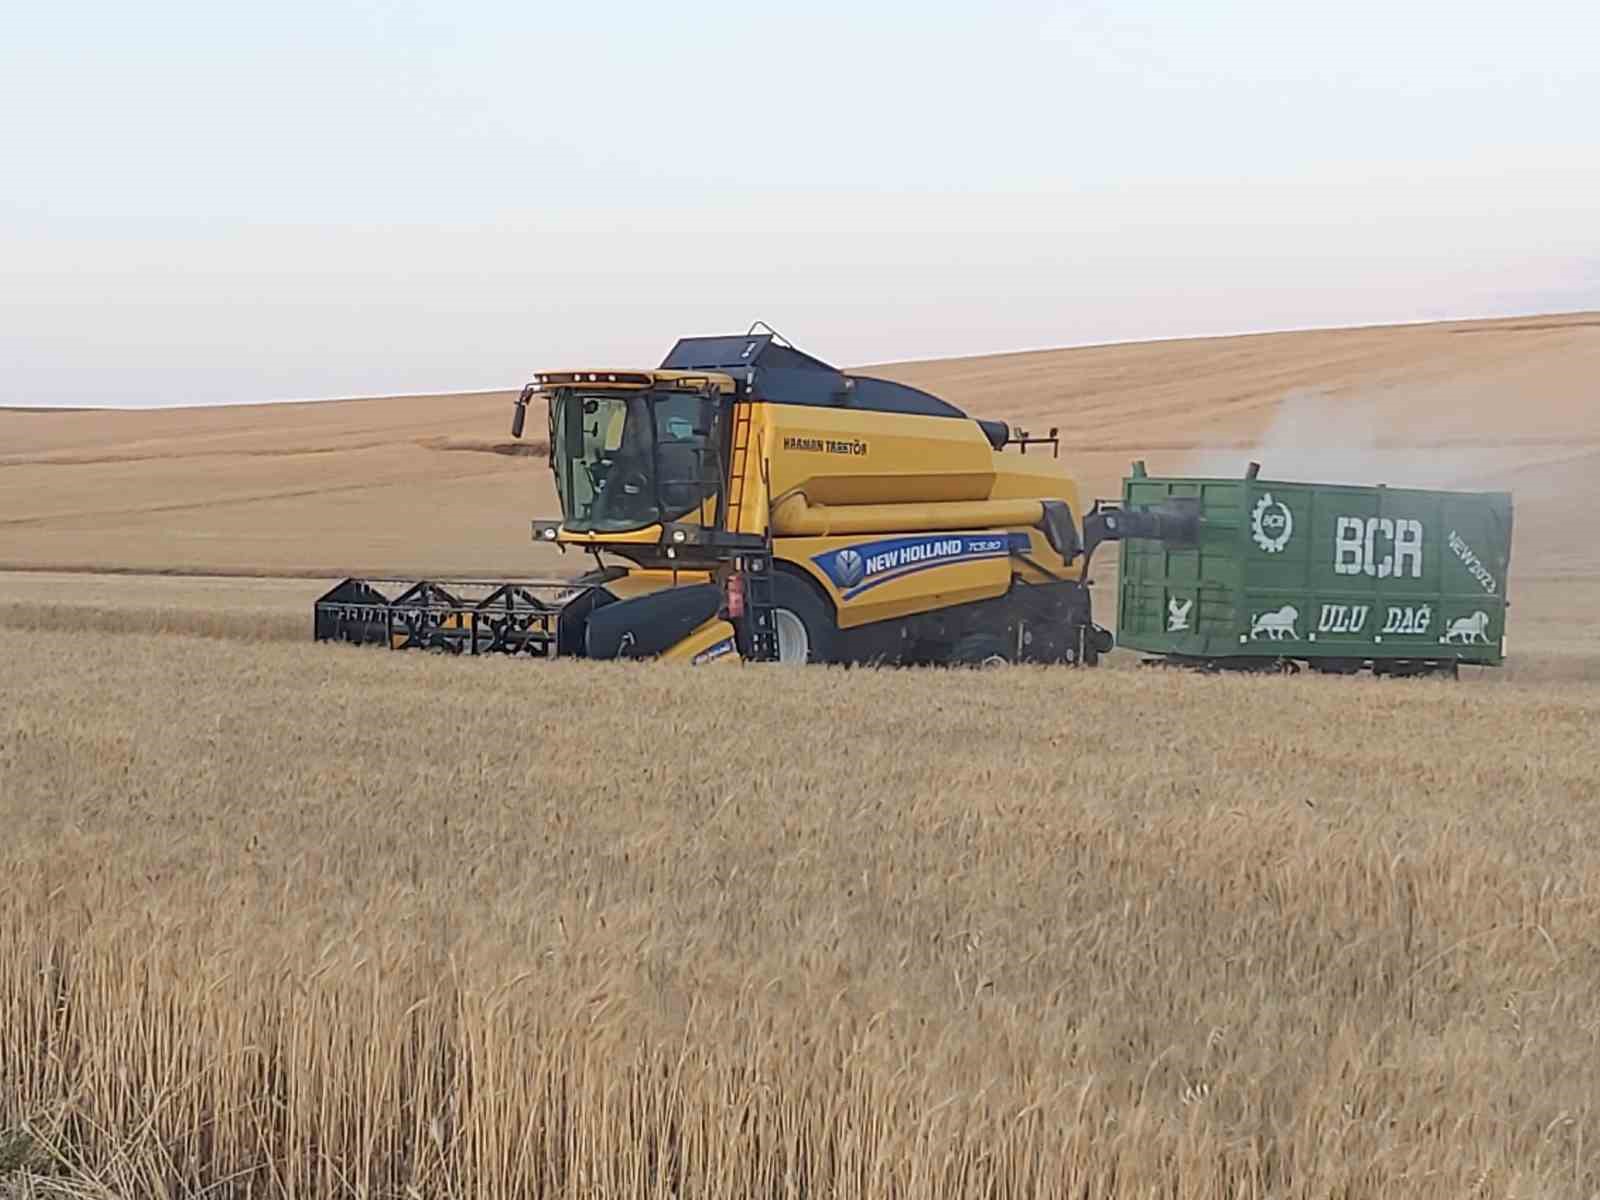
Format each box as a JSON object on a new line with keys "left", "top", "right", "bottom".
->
{"left": 8, "top": 306, "right": 1596, "bottom": 414}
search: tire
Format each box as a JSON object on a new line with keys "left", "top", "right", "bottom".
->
{"left": 1310, "top": 657, "right": 1362, "bottom": 675}
{"left": 769, "top": 571, "right": 840, "bottom": 664}
{"left": 1081, "top": 622, "right": 1114, "bottom": 667}
{"left": 948, "top": 631, "right": 1012, "bottom": 667}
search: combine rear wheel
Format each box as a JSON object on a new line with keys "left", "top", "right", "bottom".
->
{"left": 948, "top": 632, "right": 1012, "bottom": 667}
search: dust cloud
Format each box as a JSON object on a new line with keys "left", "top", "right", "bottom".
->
{"left": 1175, "top": 388, "right": 1600, "bottom": 579}
{"left": 1182, "top": 389, "right": 1537, "bottom": 492}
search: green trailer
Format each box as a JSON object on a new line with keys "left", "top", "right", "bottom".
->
{"left": 1113, "top": 463, "right": 1513, "bottom": 675}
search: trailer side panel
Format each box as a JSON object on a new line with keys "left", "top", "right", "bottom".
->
{"left": 1116, "top": 475, "right": 1513, "bottom": 668}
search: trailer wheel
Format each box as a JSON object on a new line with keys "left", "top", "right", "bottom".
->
{"left": 768, "top": 572, "right": 839, "bottom": 665}
{"left": 1310, "top": 657, "right": 1362, "bottom": 675}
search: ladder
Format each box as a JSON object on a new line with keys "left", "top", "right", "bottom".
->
{"left": 736, "top": 550, "right": 780, "bottom": 662}
{"left": 723, "top": 402, "right": 756, "bottom": 535}
{"left": 722, "top": 403, "right": 779, "bottom": 661}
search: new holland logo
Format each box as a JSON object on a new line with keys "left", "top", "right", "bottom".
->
{"left": 833, "top": 548, "right": 865, "bottom": 588}
{"left": 813, "top": 533, "right": 1025, "bottom": 599}
{"left": 1251, "top": 492, "right": 1294, "bottom": 553}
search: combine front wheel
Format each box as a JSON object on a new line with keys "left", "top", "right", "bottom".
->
{"left": 769, "top": 573, "right": 839, "bottom": 665}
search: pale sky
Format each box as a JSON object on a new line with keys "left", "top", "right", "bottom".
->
{"left": 4, "top": 0, "right": 1597, "bottom": 407}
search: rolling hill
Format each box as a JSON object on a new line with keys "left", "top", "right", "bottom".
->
{"left": 2, "top": 312, "right": 1596, "bottom": 667}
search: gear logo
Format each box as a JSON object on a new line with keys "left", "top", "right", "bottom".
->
{"left": 1251, "top": 492, "right": 1294, "bottom": 553}
{"left": 833, "top": 548, "right": 865, "bottom": 587}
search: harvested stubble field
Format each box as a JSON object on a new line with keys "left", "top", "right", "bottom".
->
{"left": 3, "top": 311, "right": 1600, "bottom": 675}
{"left": 4, "top": 313, "right": 1600, "bottom": 1197}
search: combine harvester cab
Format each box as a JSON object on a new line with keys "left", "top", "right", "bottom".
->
{"left": 1115, "top": 461, "right": 1514, "bottom": 676}
{"left": 316, "top": 328, "right": 1200, "bottom": 665}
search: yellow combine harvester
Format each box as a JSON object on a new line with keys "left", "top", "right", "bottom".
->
{"left": 315, "top": 328, "right": 1195, "bottom": 664}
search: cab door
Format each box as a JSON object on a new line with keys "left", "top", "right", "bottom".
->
{"left": 652, "top": 389, "right": 728, "bottom": 527}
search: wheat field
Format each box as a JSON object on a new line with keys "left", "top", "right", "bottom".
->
{"left": 4, "top": 631, "right": 1599, "bottom": 1198}
{"left": 4, "top": 314, "right": 1600, "bottom": 1196}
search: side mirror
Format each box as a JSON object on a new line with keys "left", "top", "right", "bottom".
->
{"left": 511, "top": 384, "right": 535, "bottom": 439}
